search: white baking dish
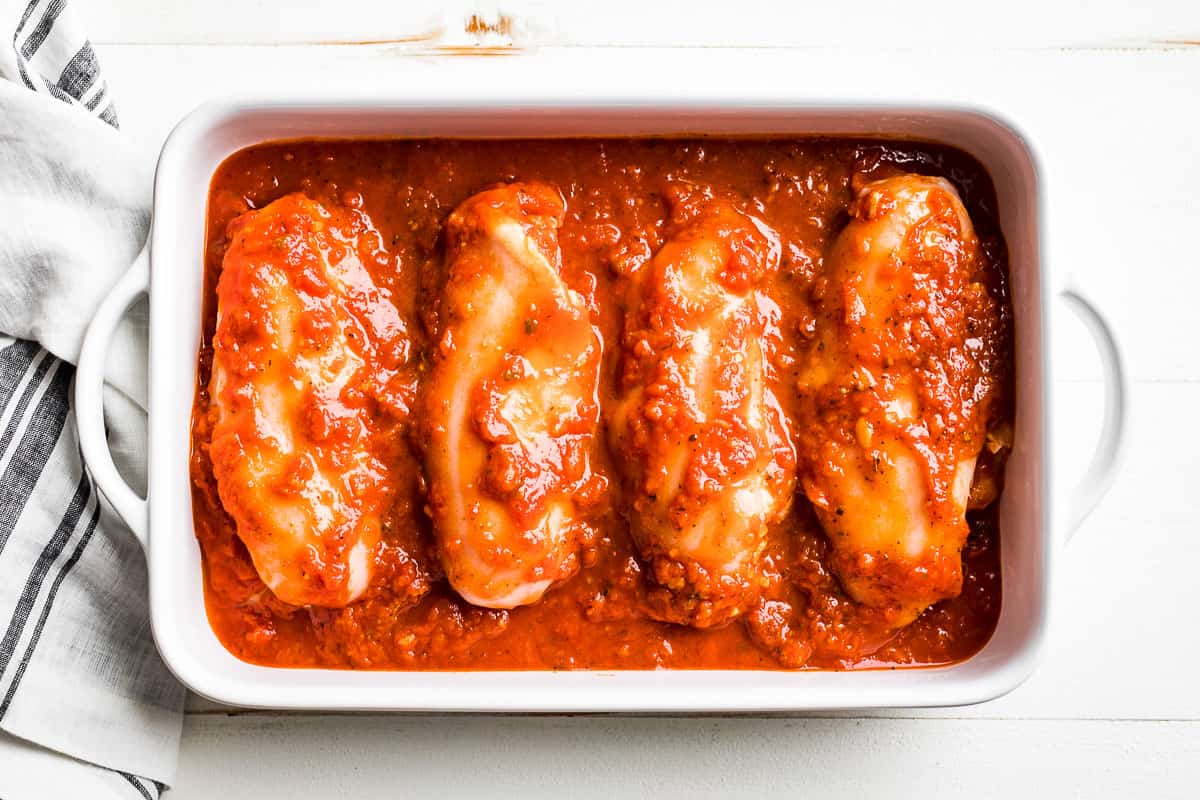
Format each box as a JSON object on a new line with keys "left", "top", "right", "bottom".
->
{"left": 74, "top": 100, "right": 1127, "bottom": 711}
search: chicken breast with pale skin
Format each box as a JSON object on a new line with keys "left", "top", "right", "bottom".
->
{"left": 420, "top": 183, "right": 606, "bottom": 610}
{"left": 208, "top": 193, "right": 415, "bottom": 608}
{"left": 609, "top": 188, "right": 796, "bottom": 628}
{"left": 796, "top": 174, "right": 1007, "bottom": 629}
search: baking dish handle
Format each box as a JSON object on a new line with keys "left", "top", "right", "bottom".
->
{"left": 75, "top": 241, "right": 150, "bottom": 549}
{"left": 1059, "top": 283, "right": 1129, "bottom": 540}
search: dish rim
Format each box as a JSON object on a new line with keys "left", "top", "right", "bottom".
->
{"left": 138, "top": 98, "right": 1062, "bottom": 711}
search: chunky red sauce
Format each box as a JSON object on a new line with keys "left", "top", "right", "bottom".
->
{"left": 192, "top": 138, "right": 1011, "bottom": 670}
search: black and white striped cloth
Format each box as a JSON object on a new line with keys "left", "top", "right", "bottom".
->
{"left": 4, "top": 0, "right": 116, "bottom": 122}
{"left": 0, "top": 1, "right": 184, "bottom": 797}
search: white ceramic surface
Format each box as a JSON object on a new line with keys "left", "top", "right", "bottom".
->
{"left": 74, "top": 100, "right": 1127, "bottom": 711}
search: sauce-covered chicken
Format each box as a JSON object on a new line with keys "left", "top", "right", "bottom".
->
{"left": 194, "top": 139, "right": 1012, "bottom": 672}
{"left": 420, "top": 183, "right": 606, "bottom": 609}
{"left": 796, "top": 174, "right": 1006, "bottom": 629}
{"left": 609, "top": 188, "right": 796, "bottom": 628}
{"left": 208, "top": 193, "right": 415, "bottom": 608}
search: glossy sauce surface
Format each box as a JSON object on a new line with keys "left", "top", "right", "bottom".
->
{"left": 192, "top": 138, "right": 1012, "bottom": 670}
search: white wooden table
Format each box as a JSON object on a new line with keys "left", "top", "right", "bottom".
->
{"left": 85, "top": 1, "right": 1200, "bottom": 796}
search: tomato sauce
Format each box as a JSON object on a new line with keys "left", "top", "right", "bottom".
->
{"left": 191, "top": 138, "right": 1011, "bottom": 670}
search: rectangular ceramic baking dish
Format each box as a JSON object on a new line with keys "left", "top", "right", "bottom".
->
{"left": 74, "top": 100, "right": 1127, "bottom": 711}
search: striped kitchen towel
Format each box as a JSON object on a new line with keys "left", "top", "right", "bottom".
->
{"left": 0, "top": 1, "right": 185, "bottom": 797}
